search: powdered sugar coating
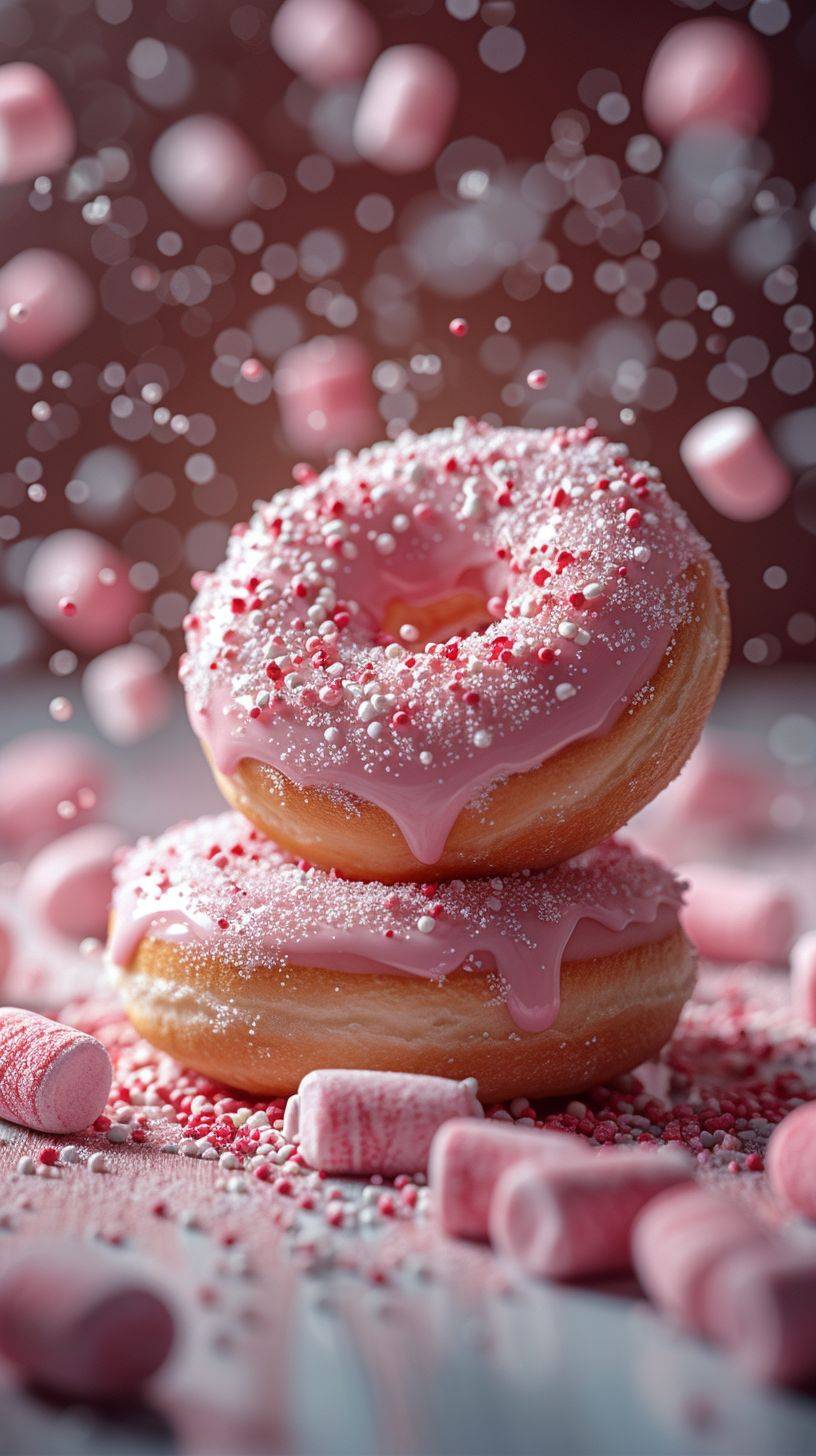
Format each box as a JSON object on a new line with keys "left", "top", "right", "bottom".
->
{"left": 181, "top": 419, "right": 719, "bottom": 862}
{"left": 109, "top": 813, "right": 683, "bottom": 1032}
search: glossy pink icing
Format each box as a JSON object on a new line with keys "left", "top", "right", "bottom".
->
{"left": 109, "top": 815, "right": 683, "bottom": 1034}
{"left": 180, "top": 421, "right": 718, "bottom": 864}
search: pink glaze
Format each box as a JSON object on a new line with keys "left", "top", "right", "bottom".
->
{"left": 109, "top": 814, "right": 683, "bottom": 1035}
{"left": 0, "top": 63, "right": 75, "bottom": 184}
{"left": 181, "top": 421, "right": 718, "bottom": 865}
{"left": 284, "top": 1068, "right": 482, "bottom": 1176}
{"left": 0, "top": 730, "right": 106, "bottom": 849}
{"left": 150, "top": 114, "right": 260, "bottom": 227}
{"left": 271, "top": 0, "right": 379, "bottom": 88}
{"left": 83, "top": 643, "right": 171, "bottom": 745}
{"left": 680, "top": 408, "right": 789, "bottom": 522}
{"left": 0, "top": 249, "right": 94, "bottom": 360}
{"left": 429, "top": 1119, "right": 592, "bottom": 1241}
{"left": 631, "top": 1184, "right": 770, "bottom": 1334}
{"left": 703, "top": 1243, "right": 816, "bottom": 1387}
{"left": 766, "top": 1103, "right": 816, "bottom": 1221}
{"left": 24, "top": 529, "right": 142, "bottom": 653}
{"left": 790, "top": 931, "right": 816, "bottom": 1027}
{"left": 489, "top": 1147, "right": 693, "bottom": 1279}
{"left": 643, "top": 19, "right": 770, "bottom": 140}
{"left": 0, "top": 1244, "right": 174, "bottom": 1398}
{"left": 0, "top": 1007, "right": 112, "bottom": 1133}
{"left": 274, "top": 336, "right": 378, "bottom": 455}
{"left": 22, "top": 822, "right": 125, "bottom": 941}
{"left": 353, "top": 45, "right": 459, "bottom": 173}
{"left": 679, "top": 862, "right": 797, "bottom": 966}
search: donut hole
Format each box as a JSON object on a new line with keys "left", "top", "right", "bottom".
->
{"left": 380, "top": 568, "right": 497, "bottom": 649}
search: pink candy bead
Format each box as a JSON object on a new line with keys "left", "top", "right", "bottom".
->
{"left": 0, "top": 248, "right": 94, "bottom": 360}
{"left": 150, "top": 114, "right": 260, "bottom": 227}
{"left": 0, "top": 1245, "right": 174, "bottom": 1399}
{"left": 680, "top": 408, "right": 789, "bottom": 522}
{"left": 272, "top": 0, "right": 379, "bottom": 88}
{"left": 429, "top": 1119, "right": 591, "bottom": 1242}
{"left": 283, "top": 1068, "right": 482, "bottom": 1176}
{"left": 643, "top": 19, "right": 770, "bottom": 140}
{"left": 704, "top": 1244, "right": 816, "bottom": 1387}
{"left": 790, "top": 931, "right": 816, "bottom": 1027}
{"left": 679, "top": 862, "right": 797, "bottom": 966}
{"left": 632, "top": 1185, "right": 769, "bottom": 1335}
{"left": 0, "top": 1007, "right": 112, "bottom": 1133}
{"left": 24, "top": 529, "right": 141, "bottom": 653}
{"left": 0, "top": 63, "right": 75, "bottom": 184}
{"left": 83, "top": 644, "right": 171, "bottom": 745}
{"left": 0, "top": 731, "right": 106, "bottom": 849}
{"left": 353, "top": 45, "right": 458, "bottom": 173}
{"left": 490, "top": 1148, "right": 693, "bottom": 1280}
{"left": 274, "top": 336, "right": 378, "bottom": 454}
{"left": 766, "top": 1102, "right": 816, "bottom": 1222}
{"left": 21, "top": 823, "right": 125, "bottom": 941}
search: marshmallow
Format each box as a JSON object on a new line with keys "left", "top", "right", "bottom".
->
{"left": 0, "top": 1007, "right": 112, "bottom": 1133}
{"left": 665, "top": 733, "right": 778, "bottom": 835}
{"left": 766, "top": 1103, "right": 816, "bottom": 1222}
{"left": 353, "top": 45, "right": 458, "bottom": 173}
{"left": 680, "top": 408, "right": 789, "bottom": 522}
{"left": 643, "top": 19, "right": 770, "bottom": 141}
{"left": 0, "top": 63, "right": 75, "bottom": 184}
{"left": 704, "top": 1244, "right": 816, "bottom": 1387}
{"left": 790, "top": 932, "right": 816, "bottom": 1027}
{"left": 679, "top": 862, "right": 797, "bottom": 965}
{"left": 429, "top": 1119, "right": 591, "bottom": 1242}
{"left": 0, "top": 918, "right": 11, "bottom": 984}
{"left": 272, "top": 0, "right": 379, "bottom": 88}
{"left": 490, "top": 1149, "right": 693, "bottom": 1280}
{"left": 632, "top": 1185, "right": 769, "bottom": 1334}
{"left": 283, "top": 1068, "right": 482, "bottom": 1176}
{"left": 83, "top": 644, "right": 171, "bottom": 745}
{"left": 0, "top": 1244, "right": 174, "bottom": 1398}
{"left": 151, "top": 115, "right": 260, "bottom": 227}
{"left": 21, "top": 823, "right": 125, "bottom": 941}
{"left": 274, "top": 336, "right": 377, "bottom": 454}
{"left": 24, "top": 529, "right": 142, "bottom": 653}
{"left": 0, "top": 249, "right": 94, "bottom": 360}
{"left": 0, "top": 731, "right": 106, "bottom": 849}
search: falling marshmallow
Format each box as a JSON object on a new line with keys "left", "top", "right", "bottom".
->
{"left": 353, "top": 45, "right": 458, "bottom": 173}
{"left": 680, "top": 408, "right": 790, "bottom": 521}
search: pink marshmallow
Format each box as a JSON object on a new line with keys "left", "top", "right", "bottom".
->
{"left": 679, "top": 862, "right": 797, "bottom": 965}
{"left": 274, "top": 336, "right": 377, "bottom": 454}
{"left": 0, "top": 731, "right": 106, "bottom": 849}
{"left": 283, "top": 1068, "right": 483, "bottom": 1176}
{"left": 643, "top": 19, "right": 770, "bottom": 141}
{"left": 0, "top": 63, "right": 75, "bottom": 184}
{"left": 680, "top": 408, "right": 789, "bottom": 522}
{"left": 24, "top": 529, "right": 142, "bottom": 653}
{"left": 632, "top": 1185, "right": 769, "bottom": 1335}
{"left": 666, "top": 733, "right": 778, "bottom": 835}
{"left": 790, "top": 932, "right": 816, "bottom": 1027}
{"left": 150, "top": 114, "right": 260, "bottom": 227}
{"left": 703, "top": 1243, "right": 816, "bottom": 1387}
{"left": 83, "top": 644, "right": 171, "bottom": 745}
{"left": 429, "top": 1119, "right": 592, "bottom": 1242}
{"left": 0, "top": 249, "right": 94, "bottom": 360}
{"left": 0, "top": 918, "right": 12, "bottom": 984}
{"left": 490, "top": 1148, "right": 693, "bottom": 1280}
{"left": 0, "top": 1244, "right": 174, "bottom": 1398}
{"left": 766, "top": 1102, "right": 816, "bottom": 1221}
{"left": 0, "top": 1007, "right": 112, "bottom": 1133}
{"left": 21, "top": 823, "right": 125, "bottom": 941}
{"left": 353, "top": 45, "right": 458, "bottom": 174}
{"left": 272, "top": 0, "right": 379, "bottom": 89}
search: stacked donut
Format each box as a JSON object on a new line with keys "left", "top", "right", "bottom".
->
{"left": 109, "top": 419, "right": 729, "bottom": 1101}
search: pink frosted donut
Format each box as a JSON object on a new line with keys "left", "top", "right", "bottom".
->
{"left": 181, "top": 420, "right": 729, "bottom": 881}
{"left": 21, "top": 822, "right": 125, "bottom": 941}
{"left": 108, "top": 813, "right": 693, "bottom": 1101}
{"left": 0, "top": 63, "right": 75, "bottom": 184}
{"left": 271, "top": 0, "right": 379, "bottom": 88}
{"left": 24, "top": 529, "right": 142, "bottom": 653}
{"left": 82, "top": 643, "right": 171, "bottom": 745}
{"left": 150, "top": 114, "right": 260, "bottom": 227}
{"left": 0, "top": 248, "right": 94, "bottom": 360}
{"left": 353, "top": 45, "right": 459, "bottom": 174}
{"left": 0, "top": 1007, "right": 112, "bottom": 1133}
{"left": 643, "top": 19, "right": 771, "bottom": 141}
{"left": 0, "top": 730, "right": 106, "bottom": 850}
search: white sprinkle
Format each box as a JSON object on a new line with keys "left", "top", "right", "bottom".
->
{"left": 473, "top": 729, "right": 492, "bottom": 748}
{"left": 60, "top": 1145, "right": 80, "bottom": 1164}
{"left": 558, "top": 621, "right": 578, "bottom": 640}
{"left": 633, "top": 545, "right": 652, "bottom": 564}
{"left": 367, "top": 721, "right": 384, "bottom": 740}
{"left": 324, "top": 727, "right": 342, "bottom": 746}
{"left": 88, "top": 1152, "right": 108, "bottom": 1174}
{"left": 555, "top": 682, "right": 577, "bottom": 701}
{"left": 375, "top": 533, "right": 396, "bottom": 556}
{"left": 17, "top": 1156, "right": 35, "bottom": 1176}
{"left": 107, "top": 1123, "right": 129, "bottom": 1144}
{"left": 399, "top": 623, "right": 420, "bottom": 642}
{"left": 419, "top": 750, "right": 433, "bottom": 766}
{"left": 417, "top": 916, "right": 436, "bottom": 934}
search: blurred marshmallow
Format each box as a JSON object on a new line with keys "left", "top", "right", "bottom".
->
{"left": 766, "top": 1103, "right": 816, "bottom": 1222}
{"left": 0, "top": 918, "right": 11, "bottom": 984}
{"left": 791, "top": 932, "right": 816, "bottom": 1026}
{"left": 680, "top": 408, "right": 789, "bottom": 522}
{"left": 663, "top": 733, "right": 778, "bottom": 836}
{"left": 24, "top": 529, "right": 142, "bottom": 653}
{"left": 679, "top": 862, "right": 797, "bottom": 965}
{"left": 0, "top": 249, "right": 94, "bottom": 360}
{"left": 353, "top": 45, "right": 458, "bottom": 173}
{"left": 643, "top": 19, "right": 770, "bottom": 140}
{"left": 0, "top": 1006, "right": 112, "bottom": 1133}
{"left": 272, "top": 0, "right": 379, "bottom": 88}
{"left": 0, "top": 63, "right": 75, "bottom": 184}
{"left": 704, "top": 1244, "right": 816, "bottom": 1387}
{"left": 151, "top": 114, "right": 260, "bottom": 227}
{"left": 0, "top": 731, "right": 106, "bottom": 850}
{"left": 274, "top": 336, "right": 377, "bottom": 453}
{"left": 83, "top": 644, "right": 171, "bottom": 745}
{"left": 21, "top": 823, "right": 125, "bottom": 941}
